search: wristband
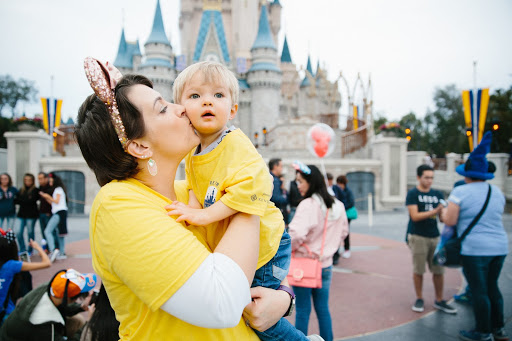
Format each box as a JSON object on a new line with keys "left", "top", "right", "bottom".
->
{"left": 277, "top": 285, "right": 295, "bottom": 317}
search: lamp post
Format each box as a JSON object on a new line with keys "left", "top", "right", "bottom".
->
{"left": 254, "top": 132, "right": 259, "bottom": 148}
{"left": 262, "top": 127, "right": 267, "bottom": 146}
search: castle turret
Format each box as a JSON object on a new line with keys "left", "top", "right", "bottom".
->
{"left": 268, "top": 0, "right": 282, "bottom": 49}
{"left": 280, "top": 36, "right": 299, "bottom": 120}
{"left": 246, "top": 4, "right": 282, "bottom": 138}
{"left": 113, "top": 28, "right": 132, "bottom": 74}
{"left": 139, "top": 0, "right": 174, "bottom": 101}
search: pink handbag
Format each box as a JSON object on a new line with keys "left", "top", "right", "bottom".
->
{"left": 287, "top": 210, "right": 329, "bottom": 289}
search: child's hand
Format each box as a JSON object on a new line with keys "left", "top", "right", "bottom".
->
{"left": 166, "top": 201, "right": 210, "bottom": 226}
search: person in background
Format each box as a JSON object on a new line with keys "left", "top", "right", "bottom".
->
{"left": 0, "top": 268, "right": 97, "bottom": 340}
{"left": 0, "top": 230, "right": 51, "bottom": 326}
{"left": 14, "top": 173, "right": 39, "bottom": 255}
{"left": 335, "top": 175, "right": 355, "bottom": 260}
{"left": 442, "top": 132, "right": 508, "bottom": 341}
{"left": 288, "top": 178, "right": 303, "bottom": 225}
{"left": 288, "top": 163, "right": 348, "bottom": 341}
{"left": 39, "top": 173, "right": 68, "bottom": 262}
{"left": 278, "top": 175, "right": 290, "bottom": 225}
{"left": 269, "top": 158, "right": 289, "bottom": 219}
{"left": 406, "top": 165, "right": 456, "bottom": 315}
{"left": 0, "top": 173, "right": 17, "bottom": 231}
{"left": 80, "top": 284, "right": 120, "bottom": 341}
{"left": 37, "top": 172, "right": 54, "bottom": 247}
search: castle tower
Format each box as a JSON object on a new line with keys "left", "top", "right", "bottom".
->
{"left": 138, "top": 0, "right": 174, "bottom": 101}
{"left": 192, "top": 0, "right": 231, "bottom": 65}
{"left": 268, "top": 0, "right": 282, "bottom": 49}
{"left": 298, "top": 55, "right": 317, "bottom": 118}
{"left": 114, "top": 28, "right": 143, "bottom": 74}
{"left": 246, "top": 4, "right": 282, "bottom": 139}
{"left": 280, "top": 35, "right": 299, "bottom": 121}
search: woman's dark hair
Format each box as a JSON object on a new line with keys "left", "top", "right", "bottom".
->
{"left": 0, "top": 173, "right": 13, "bottom": 187}
{"left": 48, "top": 173, "right": 68, "bottom": 203}
{"left": 88, "top": 284, "right": 120, "bottom": 341}
{"left": 0, "top": 237, "right": 21, "bottom": 302}
{"left": 19, "top": 173, "right": 35, "bottom": 196}
{"left": 297, "top": 165, "right": 334, "bottom": 209}
{"left": 75, "top": 75, "right": 152, "bottom": 186}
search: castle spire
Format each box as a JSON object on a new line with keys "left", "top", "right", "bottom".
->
{"left": 251, "top": 4, "right": 276, "bottom": 51}
{"left": 114, "top": 28, "right": 130, "bottom": 68}
{"left": 301, "top": 55, "right": 313, "bottom": 87}
{"left": 280, "top": 35, "right": 292, "bottom": 63}
{"left": 146, "top": 0, "right": 170, "bottom": 46}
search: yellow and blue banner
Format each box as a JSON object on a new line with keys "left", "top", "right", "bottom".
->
{"left": 461, "top": 88, "right": 489, "bottom": 151}
{"left": 40, "top": 98, "right": 50, "bottom": 134}
{"left": 40, "top": 97, "right": 63, "bottom": 136}
{"left": 353, "top": 105, "right": 359, "bottom": 130}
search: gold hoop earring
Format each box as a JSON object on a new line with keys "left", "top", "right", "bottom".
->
{"left": 147, "top": 158, "right": 158, "bottom": 176}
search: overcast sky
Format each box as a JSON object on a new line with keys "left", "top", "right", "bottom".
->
{"left": 1, "top": 0, "right": 511, "bottom": 124}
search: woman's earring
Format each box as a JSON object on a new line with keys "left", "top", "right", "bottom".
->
{"left": 147, "top": 158, "right": 158, "bottom": 176}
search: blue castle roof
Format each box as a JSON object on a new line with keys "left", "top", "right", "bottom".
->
{"left": 280, "top": 36, "right": 292, "bottom": 63}
{"left": 114, "top": 28, "right": 131, "bottom": 68}
{"left": 251, "top": 5, "right": 276, "bottom": 51}
{"left": 193, "top": 10, "right": 230, "bottom": 63}
{"left": 300, "top": 56, "right": 313, "bottom": 87}
{"left": 146, "top": 0, "right": 171, "bottom": 46}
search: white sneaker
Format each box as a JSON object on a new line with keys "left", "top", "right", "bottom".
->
{"left": 56, "top": 254, "right": 67, "bottom": 260}
{"left": 50, "top": 249, "right": 60, "bottom": 263}
{"left": 342, "top": 250, "right": 351, "bottom": 258}
{"left": 307, "top": 335, "right": 325, "bottom": 341}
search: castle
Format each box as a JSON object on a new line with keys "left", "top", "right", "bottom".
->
{"left": 113, "top": 0, "right": 348, "bottom": 158}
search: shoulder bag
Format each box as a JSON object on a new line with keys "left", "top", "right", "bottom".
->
{"left": 435, "top": 184, "right": 491, "bottom": 268}
{"left": 287, "top": 209, "right": 328, "bottom": 288}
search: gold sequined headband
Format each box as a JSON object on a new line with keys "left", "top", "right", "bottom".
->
{"left": 83, "top": 57, "right": 128, "bottom": 149}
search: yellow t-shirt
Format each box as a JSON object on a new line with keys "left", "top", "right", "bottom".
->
{"left": 89, "top": 178, "right": 258, "bottom": 340}
{"left": 185, "top": 129, "right": 285, "bottom": 268}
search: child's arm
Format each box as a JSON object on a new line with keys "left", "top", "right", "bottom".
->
{"left": 166, "top": 200, "right": 238, "bottom": 226}
{"left": 188, "top": 190, "right": 202, "bottom": 209}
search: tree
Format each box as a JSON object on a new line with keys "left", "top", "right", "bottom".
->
{"left": 0, "top": 75, "right": 38, "bottom": 118}
{"left": 487, "top": 86, "right": 512, "bottom": 154}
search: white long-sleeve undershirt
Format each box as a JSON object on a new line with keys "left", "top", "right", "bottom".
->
{"left": 160, "top": 252, "right": 251, "bottom": 328}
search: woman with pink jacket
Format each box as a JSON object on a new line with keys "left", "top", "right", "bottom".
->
{"left": 288, "top": 163, "right": 348, "bottom": 341}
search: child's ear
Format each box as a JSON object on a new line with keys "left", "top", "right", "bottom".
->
{"left": 229, "top": 103, "right": 238, "bottom": 120}
{"left": 126, "top": 139, "right": 152, "bottom": 160}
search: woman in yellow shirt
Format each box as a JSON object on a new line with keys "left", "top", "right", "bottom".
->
{"left": 74, "top": 58, "right": 291, "bottom": 340}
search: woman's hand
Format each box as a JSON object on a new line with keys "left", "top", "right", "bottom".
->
{"left": 242, "top": 286, "right": 290, "bottom": 331}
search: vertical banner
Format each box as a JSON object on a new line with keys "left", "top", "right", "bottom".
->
{"left": 477, "top": 88, "right": 489, "bottom": 143}
{"left": 40, "top": 98, "right": 50, "bottom": 134}
{"left": 175, "top": 55, "right": 186, "bottom": 72}
{"left": 353, "top": 105, "right": 359, "bottom": 130}
{"left": 461, "top": 90, "right": 474, "bottom": 151}
{"left": 54, "top": 99, "right": 62, "bottom": 130}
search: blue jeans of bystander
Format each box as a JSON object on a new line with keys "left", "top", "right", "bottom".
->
{"left": 44, "top": 214, "right": 65, "bottom": 254}
{"left": 462, "top": 255, "right": 506, "bottom": 334}
{"left": 15, "top": 218, "right": 37, "bottom": 253}
{"left": 0, "top": 215, "right": 15, "bottom": 230}
{"left": 294, "top": 266, "right": 333, "bottom": 341}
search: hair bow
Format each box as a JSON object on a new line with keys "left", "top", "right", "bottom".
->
{"left": 292, "top": 161, "right": 311, "bottom": 175}
{"left": 1, "top": 229, "right": 16, "bottom": 244}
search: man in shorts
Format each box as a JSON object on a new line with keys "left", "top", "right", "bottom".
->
{"left": 405, "top": 165, "right": 457, "bottom": 314}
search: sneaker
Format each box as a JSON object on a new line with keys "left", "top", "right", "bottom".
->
{"left": 412, "top": 298, "right": 424, "bottom": 312}
{"left": 459, "top": 330, "right": 492, "bottom": 341}
{"left": 56, "top": 254, "right": 67, "bottom": 260}
{"left": 493, "top": 328, "right": 510, "bottom": 341}
{"left": 342, "top": 250, "right": 351, "bottom": 258}
{"left": 307, "top": 335, "right": 325, "bottom": 341}
{"left": 434, "top": 300, "right": 457, "bottom": 314}
{"left": 49, "top": 249, "right": 60, "bottom": 263}
{"left": 454, "top": 293, "right": 472, "bottom": 304}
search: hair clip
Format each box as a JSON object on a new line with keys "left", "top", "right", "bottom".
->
{"left": 292, "top": 161, "right": 311, "bottom": 175}
{"left": 2, "top": 229, "right": 16, "bottom": 244}
{"left": 83, "top": 57, "right": 128, "bottom": 150}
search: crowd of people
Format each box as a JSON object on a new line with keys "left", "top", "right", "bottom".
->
{"left": 0, "top": 58, "right": 508, "bottom": 341}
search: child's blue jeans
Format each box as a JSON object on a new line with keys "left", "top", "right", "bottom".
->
{"left": 251, "top": 230, "right": 308, "bottom": 341}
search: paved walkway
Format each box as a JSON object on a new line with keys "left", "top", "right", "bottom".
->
{"left": 28, "top": 210, "right": 512, "bottom": 340}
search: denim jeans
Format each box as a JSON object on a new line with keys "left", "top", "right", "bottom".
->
{"left": 15, "top": 218, "right": 37, "bottom": 253}
{"left": 294, "top": 266, "right": 333, "bottom": 341}
{"left": 462, "top": 255, "right": 506, "bottom": 334}
{"left": 44, "top": 214, "right": 65, "bottom": 254}
{"left": 252, "top": 231, "right": 308, "bottom": 341}
{"left": 0, "top": 215, "right": 15, "bottom": 230}
{"left": 39, "top": 213, "right": 51, "bottom": 238}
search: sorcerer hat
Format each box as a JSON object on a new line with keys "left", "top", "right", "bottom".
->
{"left": 456, "top": 131, "right": 495, "bottom": 180}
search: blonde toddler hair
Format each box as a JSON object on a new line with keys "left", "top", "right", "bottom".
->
{"left": 173, "top": 61, "right": 239, "bottom": 105}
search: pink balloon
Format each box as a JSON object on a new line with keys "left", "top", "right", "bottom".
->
{"left": 314, "top": 141, "right": 329, "bottom": 157}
